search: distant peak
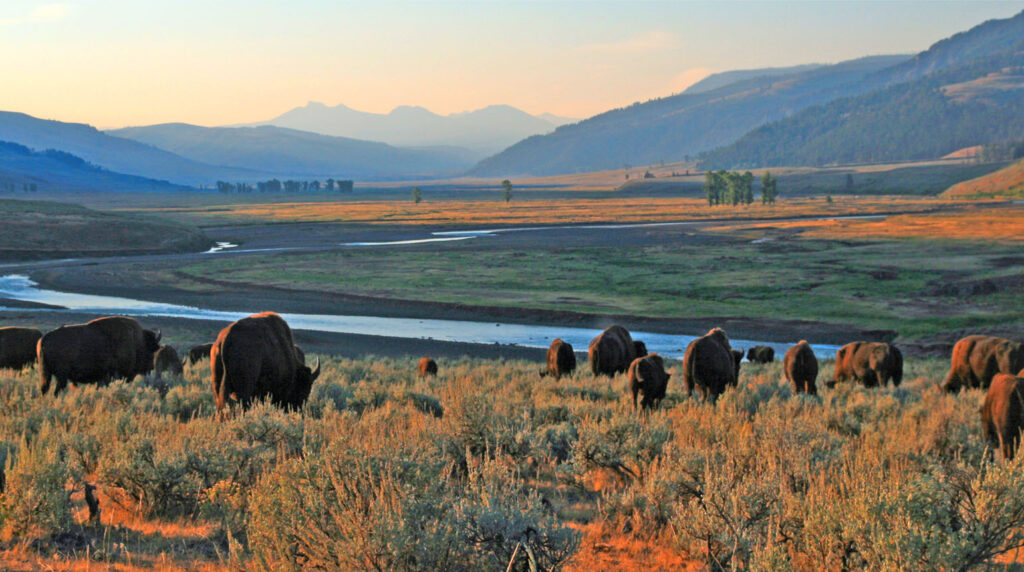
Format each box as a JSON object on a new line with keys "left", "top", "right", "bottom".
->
{"left": 304, "top": 101, "right": 328, "bottom": 109}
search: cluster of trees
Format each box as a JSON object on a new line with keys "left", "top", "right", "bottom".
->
{"left": 0, "top": 181, "right": 37, "bottom": 192}
{"left": 976, "top": 140, "right": 1024, "bottom": 163}
{"left": 215, "top": 179, "right": 354, "bottom": 194}
{"left": 703, "top": 170, "right": 780, "bottom": 205}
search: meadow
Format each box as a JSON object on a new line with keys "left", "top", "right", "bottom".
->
{"left": 1, "top": 350, "right": 1022, "bottom": 570}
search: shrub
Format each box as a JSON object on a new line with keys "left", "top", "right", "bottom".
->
{"left": 0, "top": 428, "right": 73, "bottom": 539}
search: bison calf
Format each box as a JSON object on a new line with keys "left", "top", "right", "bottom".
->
{"left": 746, "top": 345, "right": 775, "bottom": 364}
{"left": 418, "top": 357, "right": 438, "bottom": 377}
{"left": 629, "top": 353, "right": 670, "bottom": 411}
{"left": 831, "top": 341, "right": 902, "bottom": 389}
{"left": 153, "top": 345, "right": 184, "bottom": 378}
{"left": 540, "top": 338, "right": 576, "bottom": 380}
{"left": 784, "top": 341, "right": 819, "bottom": 395}
{"left": 981, "top": 373, "right": 1024, "bottom": 460}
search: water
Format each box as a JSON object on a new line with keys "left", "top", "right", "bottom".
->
{"left": 0, "top": 274, "right": 839, "bottom": 360}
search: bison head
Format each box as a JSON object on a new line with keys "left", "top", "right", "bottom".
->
{"left": 290, "top": 356, "right": 321, "bottom": 407}
{"left": 633, "top": 340, "right": 647, "bottom": 358}
{"left": 143, "top": 328, "right": 162, "bottom": 353}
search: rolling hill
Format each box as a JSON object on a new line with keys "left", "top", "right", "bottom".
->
{"left": 0, "top": 111, "right": 260, "bottom": 187}
{"left": 0, "top": 140, "right": 184, "bottom": 192}
{"left": 468, "top": 55, "right": 909, "bottom": 177}
{"left": 942, "top": 159, "right": 1024, "bottom": 199}
{"left": 108, "top": 123, "right": 480, "bottom": 180}
{"left": 701, "top": 11, "right": 1024, "bottom": 169}
{"left": 247, "top": 103, "right": 575, "bottom": 156}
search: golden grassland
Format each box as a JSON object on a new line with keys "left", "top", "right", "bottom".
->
{"left": 708, "top": 203, "right": 1024, "bottom": 242}
{"left": 135, "top": 195, "right": 955, "bottom": 227}
{"left": 942, "top": 160, "right": 1024, "bottom": 200}
{"left": 1, "top": 351, "right": 1024, "bottom": 570}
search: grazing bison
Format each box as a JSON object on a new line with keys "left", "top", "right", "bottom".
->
{"left": 589, "top": 325, "right": 639, "bottom": 377}
{"left": 981, "top": 373, "right": 1024, "bottom": 460}
{"left": 784, "top": 341, "right": 819, "bottom": 395}
{"left": 831, "top": 342, "right": 903, "bottom": 388}
{"left": 186, "top": 343, "right": 214, "bottom": 365}
{"left": 629, "top": 353, "right": 671, "bottom": 411}
{"left": 153, "top": 345, "right": 184, "bottom": 378}
{"left": 746, "top": 345, "right": 775, "bottom": 364}
{"left": 0, "top": 327, "right": 42, "bottom": 370}
{"left": 211, "top": 312, "right": 320, "bottom": 413}
{"left": 38, "top": 316, "right": 161, "bottom": 396}
{"left": 683, "top": 328, "right": 737, "bottom": 402}
{"left": 418, "top": 356, "right": 438, "bottom": 377}
{"left": 540, "top": 338, "right": 576, "bottom": 380}
{"left": 941, "top": 335, "right": 1024, "bottom": 393}
{"left": 633, "top": 340, "right": 648, "bottom": 359}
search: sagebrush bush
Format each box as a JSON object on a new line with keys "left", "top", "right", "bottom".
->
{"left": 0, "top": 426, "right": 74, "bottom": 539}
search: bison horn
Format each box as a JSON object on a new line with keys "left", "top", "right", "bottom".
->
{"left": 154, "top": 328, "right": 162, "bottom": 343}
{"left": 311, "top": 356, "right": 321, "bottom": 380}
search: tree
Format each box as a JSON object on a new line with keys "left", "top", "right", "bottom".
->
{"left": 412, "top": 187, "right": 422, "bottom": 204}
{"left": 326, "top": 178, "right": 335, "bottom": 192}
{"left": 761, "top": 172, "right": 778, "bottom": 204}
{"left": 845, "top": 173, "right": 854, "bottom": 191}
{"left": 337, "top": 180, "right": 354, "bottom": 193}
{"left": 502, "top": 179, "right": 513, "bottom": 203}
{"left": 742, "top": 171, "right": 754, "bottom": 205}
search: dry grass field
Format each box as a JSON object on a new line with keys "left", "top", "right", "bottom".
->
{"left": 943, "top": 160, "right": 1024, "bottom": 200}
{"left": 1, "top": 350, "right": 1023, "bottom": 570}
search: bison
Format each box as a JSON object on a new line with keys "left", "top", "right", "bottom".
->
{"left": 941, "top": 335, "right": 1024, "bottom": 393}
{"left": 153, "top": 345, "right": 184, "bottom": 378}
{"left": 186, "top": 343, "right": 214, "bottom": 365}
{"left": 784, "top": 341, "right": 819, "bottom": 395}
{"left": 211, "top": 312, "right": 320, "bottom": 413}
{"left": 981, "top": 373, "right": 1024, "bottom": 460}
{"left": 683, "top": 328, "right": 737, "bottom": 402}
{"left": 38, "top": 316, "right": 161, "bottom": 396}
{"left": 589, "top": 325, "right": 639, "bottom": 377}
{"left": 746, "top": 345, "right": 775, "bottom": 364}
{"left": 540, "top": 338, "right": 576, "bottom": 380}
{"left": 418, "top": 356, "right": 438, "bottom": 377}
{"left": 629, "top": 353, "right": 671, "bottom": 411}
{"left": 730, "top": 349, "right": 743, "bottom": 384}
{"left": 0, "top": 327, "right": 42, "bottom": 370}
{"left": 830, "top": 342, "right": 903, "bottom": 388}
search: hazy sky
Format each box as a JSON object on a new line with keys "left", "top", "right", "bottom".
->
{"left": 1, "top": 1, "right": 1021, "bottom": 128}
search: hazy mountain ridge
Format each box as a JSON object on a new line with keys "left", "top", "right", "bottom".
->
{"left": 469, "top": 55, "right": 909, "bottom": 177}
{"left": 701, "top": 12, "right": 1024, "bottom": 169}
{"left": 0, "top": 111, "right": 265, "bottom": 187}
{"left": 682, "top": 63, "right": 826, "bottom": 94}
{"left": 248, "top": 103, "right": 574, "bottom": 155}
{"left": 0, "top": 140, "right": 183, "bottom": 192}
{"left": 107, "top": 123, "right": 479, "bottom": 180}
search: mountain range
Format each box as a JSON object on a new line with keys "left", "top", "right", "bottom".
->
{"left": 246, "top": 103, "right": 576, "bottom": 157}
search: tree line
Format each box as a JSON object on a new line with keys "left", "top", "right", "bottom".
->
{"left": 215, "top": 179, "right": 354, "bottom": 194}
{"left": 704, "top": 170, "right": 778, "bottom": 206}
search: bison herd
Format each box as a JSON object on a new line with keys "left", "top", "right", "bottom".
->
{"left": 2, "top": 315, "right": 1024, "bottom": 457}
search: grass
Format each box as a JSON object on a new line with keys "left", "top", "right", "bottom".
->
{"left": 0, "top": 198, "right": 209, "bottom": 258}
{"left": 1, "top": 344, "right": 1023, "bottom": 570}
{"left": 943, "top": 160, "right": 1024, "bottom": 200}
{"left": 170, "top": 226, "right": 1024, "bottom": 341}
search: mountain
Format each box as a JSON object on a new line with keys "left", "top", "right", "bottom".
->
{"left": 0, "top": 140, "right": 183, "bottom": 192}
{"left": 0, "top": 111, "right": 260, "bottom": 187}
{"left": 107, "top": 123, "right": 479, "bottom": 180}
{"left": 682, "top": 63, "right": 825, "bottom": 95}
{"left": 701, "top": 12, "right": 1024, "bottom": 169}
{"left": 469, "top": 55, "right": 909, "bottom": 177}
{"left": 249, "top": 103, "right": 571, "bottom": 155}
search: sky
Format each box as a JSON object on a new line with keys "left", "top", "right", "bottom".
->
{"left": 0, "top": 0, "right": 1021, "bottom": 128}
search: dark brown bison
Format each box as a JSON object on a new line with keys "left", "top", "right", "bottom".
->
{"left": 0, "top": 327, "right": 42, "bottom": 370}
{"left": 540, "top": 338, "right": 576, "bottom": 380}
{"left": 629, "top": 353, "right": 671, "bottom": 411}
{"left": 211, "top": 312, "right": 320, "bottom": 413}
{"left": 153, "top": 345, "right": 184, "bottom": 378}
{"left": 784, "top": 341, "right": 819, "bottom": 395}
{"left": 941, "top": 335, "right": 1024, "bottom": 393}
{"left": 418, "top": 356, "right": 438, "bottom": 377}
{"left": 683, "top": 328, "right": 737, "bottom": 402}
{"left": 746, "top": 345, "right": 775, "bottom": 364}
{"left": 186, "top": 342, "right": 214, "bottom": 365}
{"left": 38, "top": 316, "right": 161, "bottom": 396}
{"left": 730, "top": 349, "right": 743, "bottom": 384}
{"left": 633, "top": 340, "right": 648, "bottom": 359}
{"left": 831, "top": 342, "right": 903, "bottom": 388}
{"left": 981, "top": 373, "right": 1024, "bottom": 460}
{"left": 589, "top": 325, "right": 639, "bottom": 377}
